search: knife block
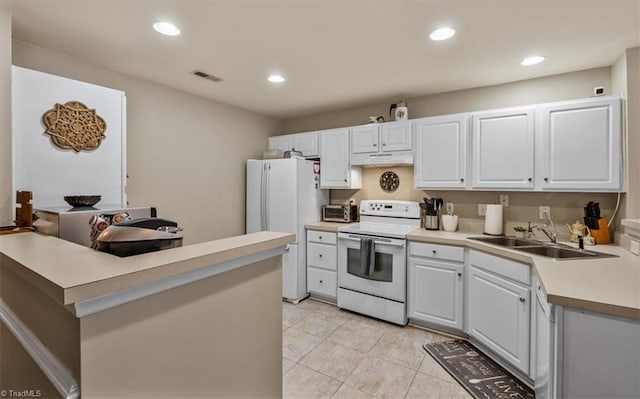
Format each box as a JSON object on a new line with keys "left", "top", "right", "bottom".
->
{"left": 590, "top": 218, "right": 611, "bottom": 244}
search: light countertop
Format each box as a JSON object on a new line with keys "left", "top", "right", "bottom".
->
{"left": 305, "top": 221, "right": 355, "bottom": 232}
{"left": 407, "top": 229, "right": 640, "bottom": 320}
{"left": 0, "top": 231, "right": 295, "bottom": 306}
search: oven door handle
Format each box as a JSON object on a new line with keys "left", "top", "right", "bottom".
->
{"left": 340, "top": 234, "right": 406, "bottom": 248}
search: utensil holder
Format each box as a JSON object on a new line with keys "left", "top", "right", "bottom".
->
{"left": 442, "top": 215, "right": 458, "bottom": 232}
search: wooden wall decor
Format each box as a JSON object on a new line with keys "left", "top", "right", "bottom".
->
{"left": 42, "top": 101, "right": 107, "bottom": 152}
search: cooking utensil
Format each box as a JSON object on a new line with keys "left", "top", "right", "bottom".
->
{"left": 64, "top": 195, "right": 101, "bottom": 208}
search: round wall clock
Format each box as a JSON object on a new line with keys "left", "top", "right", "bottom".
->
{"left": 380, "top": 171, "right": 400, "bottom": 192}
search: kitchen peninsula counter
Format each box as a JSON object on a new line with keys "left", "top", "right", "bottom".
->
{"left": 0, "top": 231, "right": 294, "bottom": 398}
{"left": 407, "top": 229, "right": 640, "bottom": 320}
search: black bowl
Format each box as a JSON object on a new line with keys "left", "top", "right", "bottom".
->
{"left": 64, "top": 195, "right": 101, "bottom": 208}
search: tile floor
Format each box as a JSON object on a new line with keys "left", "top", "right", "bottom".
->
{"left": 282, "top": 299, "right": 473, "bottom": 399}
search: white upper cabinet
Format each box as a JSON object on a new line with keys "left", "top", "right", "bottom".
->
{"left": 320, "top": 128, "right": 362, "bottom": 189}
{"left": 267, "top": 135, "right": 292, "bottom": 153}
{"left": 350, "top": 121, "right": 413, "bottom": 165}
{"left": 536, "top": 96, "right": 622, "bottom": 191}
{"left": 414, "top": 114, "right": 468, "bottom": 189}
{"left": 292, "top": 132, "right": 320, "bottom": 158}
{"left": 381, "top": 121, "right": 412, "bottom": 152}
{"left": 268, "top": 132, "right": 319, "bottom": 158}
{"left": 351, "top": 125, "right": 380, "bottom": 153}
{"left": 472, "top": 107, "right": 535, "bottom": 189}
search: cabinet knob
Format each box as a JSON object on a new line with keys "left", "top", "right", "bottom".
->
{"left": 344, "top": 179, "right": 348, "bottom": 182}
{"left": 319, "top": 254, "right": 323, "bottom": 258}
{"left": 382, "top": 143, "right": 387, "bottom": 146}
{"left": 519, "top": 297, "right": 526, "bottom": 303}
{"left": 373, "top": 143, "right": 377, "bottom": 147}
{"left": 528, "top": 177, "right": 532, "bottom": 182}
{"left": 460, "top": 178, "right": 464, "bottom": 182}
{"left": 432, "top": 250, "right": 437, "bottom": 254}
{"left": 457, "top": 272, "right": 462, "bottom": 277}
{"left": 319, "top": 280, "right": 323, "bottom": 284}
{"left": 319, "top": 236, "right": 322, "bottom": 240}
{"left": 544, "top": 177, "right": 549, "bottom": 182}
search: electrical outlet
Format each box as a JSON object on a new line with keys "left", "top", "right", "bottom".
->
{"left": 499, "top": 194, "right": 509, "bottom": 206}
{"left": 446, "top": 203, "right": 454, "bottom": 214}
{"left": 539, "top": 206, "right": 551, "bottom": 219}
{"left": 478, "top": 204, "right": 487, "bottom": 216}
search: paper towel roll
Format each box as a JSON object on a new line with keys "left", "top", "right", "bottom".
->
{"left": 484, "top": 205, "right": 503, "bottom": 235}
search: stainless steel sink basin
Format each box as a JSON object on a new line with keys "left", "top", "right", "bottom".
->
{"left": 468, "top": 236, "right": 540, "bottom": 247}
{"left": 514, "top": 245, "right": 618, "bottom": 260}
{"left": 468, "top": 236, "right": 618, "bottom": 260}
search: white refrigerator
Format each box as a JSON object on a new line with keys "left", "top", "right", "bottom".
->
{"left": 246, "top": 158, "right": 329, "bottom": 301}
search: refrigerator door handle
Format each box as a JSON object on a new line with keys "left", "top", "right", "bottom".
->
{"left": 266, "top": 163, "right": 270, "bottom": 230}
{"left": 261, "top": 163, "right": 266, "bottom": 230}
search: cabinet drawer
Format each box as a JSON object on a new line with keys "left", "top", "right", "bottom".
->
{"left": 307, "top": 230, "right": 337, "bottom": 245}
{"left": 308, "top": 268, "right": 337, "bottom": 298}
{"left": 409, "top": 242, "right": 464, "bottom": 263}
{"left": 469, "top": 250, "right": 530, "bottom": 285}
{"left": 307, "top": 243, "right": 337, "bottom": 271}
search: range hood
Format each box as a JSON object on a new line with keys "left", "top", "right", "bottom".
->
{"left": 350, "top": 150, "right": 414, "bottom": 167}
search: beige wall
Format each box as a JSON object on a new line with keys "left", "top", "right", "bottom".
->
{"left": 283, "top": 67, "right": 622, "bottom": 235}
{"left": 282, "top": 67, "right": 612, "bottom": 133}
{"left": 12, "top": 40, "right": 283, "bottom": 244}
{"left": 0, "top": 4, "right": 11, "bottom": 226}
{"left": 623, "top": 47, "right": 639, "bottom": 219}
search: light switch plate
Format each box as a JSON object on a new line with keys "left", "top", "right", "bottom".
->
{"left": 478, "top": 204, "right": 487, "bottom": 216}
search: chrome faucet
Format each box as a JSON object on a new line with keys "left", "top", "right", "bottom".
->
{"left": 531, "top": 212, "right": 558, "bottom": 243}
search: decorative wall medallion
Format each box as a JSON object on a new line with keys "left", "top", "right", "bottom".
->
{"left": 42, "top": 101, "right": 107, "bottom": 152}
{"left": 380, "top": 171, "right": 400, "bottom": 192}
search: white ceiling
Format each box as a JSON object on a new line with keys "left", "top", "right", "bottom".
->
{"left": 8, "top": 0, "right": 640, "bottom": 119}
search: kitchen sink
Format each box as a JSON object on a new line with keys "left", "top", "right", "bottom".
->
{"left": 514, "top": 245, "right": 618, "bottom": 260}
{"left": 468, "top": 235, "right": 618, "bottom": 260}
{"left": 468, "top": 236, "right": 540, "bottom": 247}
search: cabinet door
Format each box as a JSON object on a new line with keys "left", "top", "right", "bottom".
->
{"left": 472, "top": 107, "right": 535, "bottom": 189}
{"left": 293, "top": 132, "right": 319, "bottom": 158}
{"left": 381, "top": 121, "right": 412, "bottom": 152}
{"left": 414, "top": 114, "right": 468, "bottom": 189}
{"left": 408, "top": 258, "right": 463, "bottom": 330}
{"left": 351, "top": 125, "right": 380, "bottom": 153}
{"left": 320, "top": 128, "right": 351, "bottom": 188}
{"left": 268, "top": 135, "right": 292, "bottom": 152}
{"left": 537, "top": 97, "right": 621, "bottom": 191}
{"left": 468, "top": 265, "right": 530, "bottom": 374}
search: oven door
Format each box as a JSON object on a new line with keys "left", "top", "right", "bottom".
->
{"left": 337, "top": 232, "right": 406, "bottom": 302}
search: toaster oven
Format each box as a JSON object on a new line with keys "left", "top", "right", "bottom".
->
{"left": 322, "top": 204, "right": 358, "bottom": 223}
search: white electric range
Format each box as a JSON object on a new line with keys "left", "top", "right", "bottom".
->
{"left": 337, "top": 200, "right": 420, "bottom": 325}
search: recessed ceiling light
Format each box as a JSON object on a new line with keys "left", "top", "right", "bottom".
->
{"left": 153, "top": 22, "right": 180, "bottom": 36}
{"left": 521, "top": 55, "right": 546, "bottom": 66}
{"left": 268, "top": 74, "right": 285, "bottom": 83}
{"left": 429, "top": 27, "right": 456, "bottom": 41}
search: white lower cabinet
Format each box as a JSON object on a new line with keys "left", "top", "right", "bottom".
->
{"left": 408, "top": 242, "right": 464, "bottom": 331}
{"left": 467, "top": 250, "right": 531, "bottom": 375}
{"left": 306, "top": 230, "right": 338, "bottom": 301}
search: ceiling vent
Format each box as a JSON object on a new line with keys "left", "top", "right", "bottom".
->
{"left": 190, "top": 70, "right": 223, "bottom": 82}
